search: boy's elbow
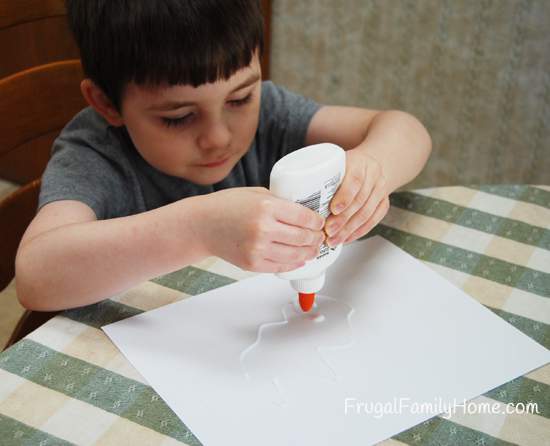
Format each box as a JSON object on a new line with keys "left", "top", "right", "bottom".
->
{"left": 15, "top": 248, "right": 34, "bottom": 310}
{"left": 15, "top": 245, "right": 46, "bottom": 311}
{"left": 424, "top": 116, "right": 433, "bottom": 152}
{"left": 389, "top": 110, "right": 432, "bottom": 160}
{"left": 15, "top": 280, "right": 39, "bottom": 311}
{"left": 424, "top": 125, "right": 433, "bottom": 160}
{"left": 405, "top": 110, "right": 432, "bottom": 162}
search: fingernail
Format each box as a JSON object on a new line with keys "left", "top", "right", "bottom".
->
{"left": 334, "top": 203, "right": 345, "bottom": 214}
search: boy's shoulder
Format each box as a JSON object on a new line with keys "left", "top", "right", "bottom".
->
{"left": 40, "top": 106, "right": 140, "bottom": 219}
{"left": 256, "top": 80, "right": 321, "bottom": 151}
{"left": 59, "top": 106, "right": 125, "bottom": 152}
{"left": 259, "top": 80, "right": 317, "bottom": 114}
{"left": 53, "top": 105, "right": 137, "bottom": 177}
{"left": 65, "top": 105, "right": 108, "bottom": 129}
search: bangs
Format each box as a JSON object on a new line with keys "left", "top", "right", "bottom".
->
{"left": 129, "top": 1, "right": 263, "bottom": 87}
{"left": 68, "top": 0, "right": 264, "bottom": 110}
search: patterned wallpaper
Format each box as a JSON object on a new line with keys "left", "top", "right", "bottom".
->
{"left": 270, "top": 0, "right": 550, "bottom": 189}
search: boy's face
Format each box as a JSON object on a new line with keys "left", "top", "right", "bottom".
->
{"left": 119, "top": 53, "right": 262, "bottom": 185}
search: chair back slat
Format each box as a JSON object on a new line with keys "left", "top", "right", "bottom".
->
{"left": 0, "top": 0, "right": 79, "bottom": 78}
{"left": 0, "top": 179, "right": 41, "bottom": 291}
{"left": 0, "top": 130, "right": 59, "bottom": 185}
{"left": 0, "top": 61, "right": 86, "bottom": 184}
{"left": 0, "top": 0, "right": 66, "bottom": 28}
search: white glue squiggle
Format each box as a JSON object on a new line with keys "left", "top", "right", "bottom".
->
{"left": 317, "top": 303, "right": 355, "bottom": 382}
{"left": 239, "top": 304, "right": 289, "bottom": 380}
{"left": 271, "top": 377, "right": 288, "bottom": 408}
{"left": 239, "top": 295, "right": 355, "bottom": 406}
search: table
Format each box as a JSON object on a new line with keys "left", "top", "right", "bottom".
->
{"left": 0, "top": 185, "right": 548, "bottom": 445}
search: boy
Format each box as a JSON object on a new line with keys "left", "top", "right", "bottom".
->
{"left": 15, "top": 0, "right": 432, "bottom": 311}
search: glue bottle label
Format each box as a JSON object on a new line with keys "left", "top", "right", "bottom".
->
{"left": 295, "top": 172, "right": 342, "bottom": 260}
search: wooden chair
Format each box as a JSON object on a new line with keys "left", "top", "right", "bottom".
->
{"left": 0, "top": 61, "right": 86, "bottom": 350}
{"left": 0, "top": 60, "right": 86, "bottom": 184}
{"left": 0, "top": 0, "right": 80, "bottom": 79}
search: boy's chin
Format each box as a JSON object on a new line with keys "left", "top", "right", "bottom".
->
{"left": 181, "top": 168, "right": 232, "bottom": 186}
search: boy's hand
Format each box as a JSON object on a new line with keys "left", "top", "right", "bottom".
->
{"left": 197, "top": 187, "right": 326, "bottom": 273}
{"left": 324, "top": 149, "right": 390, "bottom": 246}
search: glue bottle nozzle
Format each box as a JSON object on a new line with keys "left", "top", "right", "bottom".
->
{"left": 298, "top": 292, "right": 315, "bottom": 312}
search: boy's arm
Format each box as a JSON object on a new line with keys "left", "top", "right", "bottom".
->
{"left": 304, "top": 105, "right": 432, "bottom": 246}
{"left": 15, "top": 196, "right": 209, "bottom": 311}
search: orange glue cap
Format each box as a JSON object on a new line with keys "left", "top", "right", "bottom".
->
{"left": 298, "top": 292, "right": 315, "bottom": 312}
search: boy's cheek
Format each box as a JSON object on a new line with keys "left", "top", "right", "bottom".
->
{"left": 235, "top": 108, "right": 261, "bottom": 149}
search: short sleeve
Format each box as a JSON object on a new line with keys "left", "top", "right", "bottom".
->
{"left": 257, "top": 81, "right": 321, "bottom": 167}
{"left": 38, "top": 109, "right": 136, "bottom": 220}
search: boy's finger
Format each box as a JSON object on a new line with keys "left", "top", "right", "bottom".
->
{"left": 331, "top": 180, "right": 385, "bottom": 242}
{"left": 271, "top": 222, "right": 325, "bottom": 247}
{"left": 274, "top": 200, "right": 325, "bottom": 230}
{"left": 342, "top": 196, "right": 390, "bottom": 244}
{"left": 330, "top": 165, "right": 365, "bottom": 215}
{"left": 265, "top": 241, "right": 321, "bottom": 264}
{"left": 325, "top": 174, "right": 375, "bottom": 236}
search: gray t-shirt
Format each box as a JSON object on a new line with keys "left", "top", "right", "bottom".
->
{"left": 39, "top": 81, "right": 321, "bottom": 219}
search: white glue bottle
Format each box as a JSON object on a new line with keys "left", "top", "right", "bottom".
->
{"left": 269, "top": 142, "right": 346, "bottom": 312}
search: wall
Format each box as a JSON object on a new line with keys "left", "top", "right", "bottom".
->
{"left": 270, "top": 0, "right": 550, "bottom": 189}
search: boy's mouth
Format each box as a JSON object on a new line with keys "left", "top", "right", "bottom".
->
{"left": 197, "top": 155, "right": 231, "bottom": 168}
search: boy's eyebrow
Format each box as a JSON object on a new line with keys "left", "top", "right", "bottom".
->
{"left": 228, "top": 72, "right": 261, "bottom": 94}
{"left": 148, "top": 72, "right": 261, "bottom": 111}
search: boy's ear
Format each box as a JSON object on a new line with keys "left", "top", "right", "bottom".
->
{"left": 80, "top": 79, "right": 124, "bottom": 127}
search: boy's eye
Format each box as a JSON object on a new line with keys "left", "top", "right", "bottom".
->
{"left": 228, "top": 92, "right": 253, "bottom": 107}
{"left": 159, "top": 93, "right": 253, "bottom": 129}
{"left": 161, "top": 113, "right": 193, "bottom": 128}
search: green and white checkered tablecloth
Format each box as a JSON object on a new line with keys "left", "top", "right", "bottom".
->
{"left": 0, "top": 185, "right": 549, "bottom": 445}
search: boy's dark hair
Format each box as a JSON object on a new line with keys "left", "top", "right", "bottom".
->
{"left": 66, "top": 0, "right": 264, "bottom": 111}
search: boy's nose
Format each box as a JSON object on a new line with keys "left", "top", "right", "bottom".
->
{"left": 197, "top": 119, "right": 232, "bottom": 152}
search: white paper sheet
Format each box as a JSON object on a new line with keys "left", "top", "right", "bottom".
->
{"left": 103, "top": 236, "right": 549, "bottom": 446}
